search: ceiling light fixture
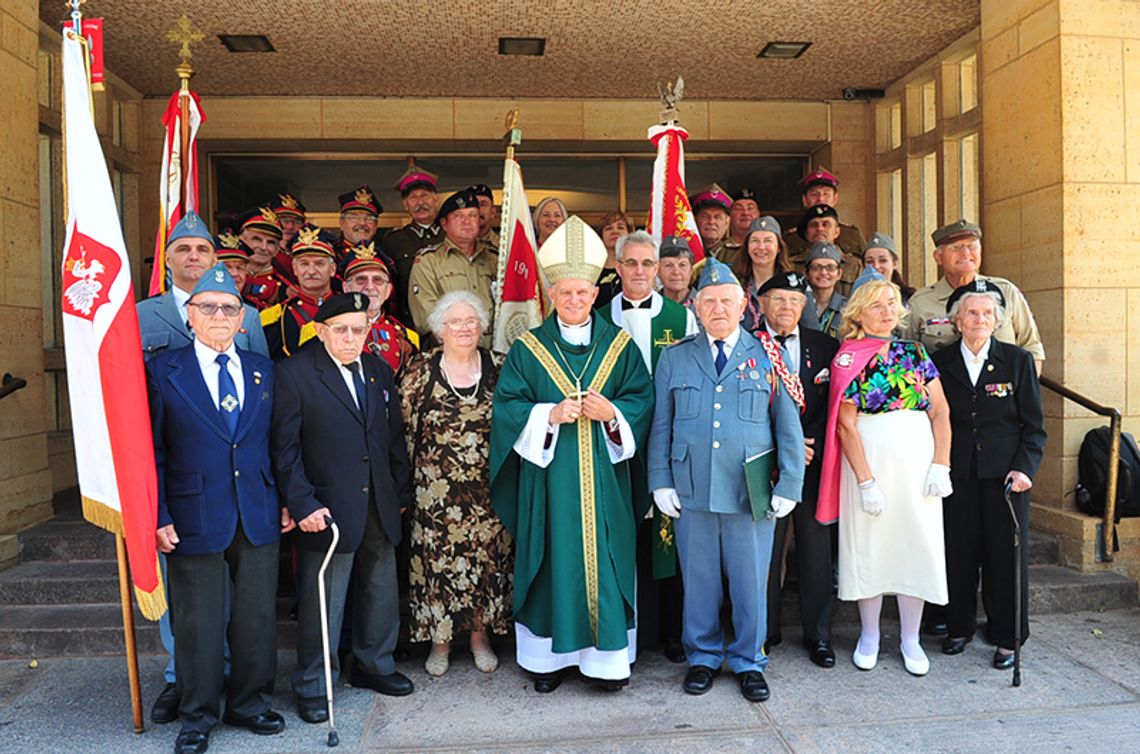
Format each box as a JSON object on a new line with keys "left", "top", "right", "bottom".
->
{"left": 757, "top": 41, "right": 811, "bottom": 59}
{"left": 218, "top": 34, "right": 275, "bottom": 53}
{"left": 499, "top": 37, "right": 546, "bottom": 56}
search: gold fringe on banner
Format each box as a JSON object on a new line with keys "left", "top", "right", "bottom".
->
{"left": 82, "top": 496, "right": 168, "bottom": 620}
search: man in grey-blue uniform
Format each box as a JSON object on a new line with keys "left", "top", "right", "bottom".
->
{"left": 647, "top": 260, "right": 805, "bottom": 704}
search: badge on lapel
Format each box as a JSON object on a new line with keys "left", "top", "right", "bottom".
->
{"left": 985, "top": 382, "right": 1013, "bottom": 398}
{"left": 814, "top": 367, "right": 830, "bottom": 385}
{"left": 253, "top": 370, "right": 262, "bottom": 385}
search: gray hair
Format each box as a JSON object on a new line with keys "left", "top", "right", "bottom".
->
{"left": 695, "top": 282, "right": 745, "bottom": 305}
{"left": 532, "top": 196, "right": 568, "bottom": 230}
{"left": 427, "top": 290, "right": 490, "bottom": 338}
{"left": 948, "top": 290, "right": 1006, "bottom": 327}
{"left": 615, "top": 230, "right": 658, "bottom": 261}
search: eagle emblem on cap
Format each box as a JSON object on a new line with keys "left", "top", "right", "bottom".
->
{"left": 354, "top": 241, "right": 376, "bottom": 260}
{"left": 975, "top": 279, "right": 987, "bottom": 292}
{"left": 279, "top": 193, "right": 299, "bottom": 209}
{"left": 788, "top": 273, "right": 801, "bottom": 287}
{"left": 296, "top": 226, "right": 322, "bottom": 246}
{"left": 214, "top": 269, "right": 225, "bottom": 283}
{"left": 355, "top": 188, "right": 374, "bottom": 206}
{"left": 814, "top": 206, "right": 826, "bottom": 216}
{"left": 259, "top": 207, "right": 279, "bottom": 224}
{"left": 217, "top": 230, "right": 239, "bottom": 249}
{"left": 353, "top": 293, "right": 364, "bottom": 308}
{"left": 185, "top": 213, "right": 198, "bottom": 228}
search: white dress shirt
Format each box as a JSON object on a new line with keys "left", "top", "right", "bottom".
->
{"left": 194, "top": 339, "right": 244, "bottom": 409}
{"left": 764, "top": 324, "right": 801, "bottom": 374}
{"left": 172, "top": 285, "right": 192, "bottom": 325}
{"left": 961, "top": 338, "right": 991, "bottom": 386}
{"left": 706, "top": 327, "right": 742, "bottom": 365}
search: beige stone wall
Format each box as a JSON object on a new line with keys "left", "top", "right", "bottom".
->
{"left": 982, "top": 0, "right": 1140, "bottom": 578}
{"left": 0, "top": 0, "right": 51, "bottom": 533}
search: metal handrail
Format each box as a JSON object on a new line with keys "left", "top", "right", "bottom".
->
{"left": 0, "top": 373, "right": 27, "bottom": 401}
{"left": 1039, "top": 375, "right": 1121, "bottom": 562}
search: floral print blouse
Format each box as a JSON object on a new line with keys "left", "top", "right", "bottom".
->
{"left": 842, "top": 340, "right": 939, "bottom": 413}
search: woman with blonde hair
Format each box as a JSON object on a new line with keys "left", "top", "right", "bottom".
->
{"left": 533, "top": 197, "right": 568, "bottom": 248}
{"left": 815, "top": 273, "right": 953, "bottom": 676}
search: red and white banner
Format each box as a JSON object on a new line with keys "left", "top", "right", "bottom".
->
{"left": 148, "top": 89, "right": 205, "bottom": 296}
{"left": 60, "top": 29, "right": 165, "bottom": 619}
{"left": 492, "top": 158, "right": 545, "bottom": 353}
{"left": 646, "top": 124, "right": 705, "bottom": 263}
{"left": 81, "top": 19, "right": 104, "bottom": 89}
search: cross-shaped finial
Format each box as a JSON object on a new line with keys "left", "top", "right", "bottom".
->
{"left": 165, "top": 15, "right": 204, "bottom": 64}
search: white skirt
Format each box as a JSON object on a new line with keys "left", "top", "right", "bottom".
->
{"left": 838, "top": 410, "right": 948, "bottom": 604}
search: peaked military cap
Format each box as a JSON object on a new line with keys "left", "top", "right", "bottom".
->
{"left": 272, "top": 193, "right": 306, "bottom": 219}
{"left": 436, "top": 188, "right": 480, "bottom": 223}
{"left": 689, "top": 183, "right": 732, "bottom": 213}
{"left": 315, "top": 291, "right": 370, "bottom": 322}
{"left": 214, "top": 229, "right": 250, "bottom": 263}
{"left": 805, "top": 241, "right": 842, "bottom": 265}
{"left": 338, "top": 185, "right": 382, "bottom": 216}
{"left": 932, "top": 218, "right": 982, "bottom": 246}
{"left": 946, "top": 278, "right": 1006, "bottom": 313}
{"left": 659, "top": 235, "right": 695, "bottom": 260}
{"left": 290, "top": 225, "right": 337, "bottom": 258}
{"left": 800, "top": 167, "right": 839, "bottom": 192}
{"left": 343, "top": 240, "right": 391, "bottom": 279}
{"left": 166, "top": 210, "right": 212, "bottom": 248}
{"left": 394, "top": 167, "right": 439, "bottom": 197}
{"left": 189, "top": 263, "right": 242, "bottom": 301}
{"left": 236, "top": 205, "right": 283, "bottom": 238}
{"left": 757, "top": 271, "right": 808, "bottom": 296}
{"left": 696, "top": 258, "right": 740, "bottom": 290}
{"left": 863, "top": 231, "right": 897, "bottom": 256}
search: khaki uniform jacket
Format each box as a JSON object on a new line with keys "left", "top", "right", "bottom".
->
{"left": 903, "top": 275, "right": 1045, "bottom": 361}
{"left": 407, "top": 237, "right": 498, "bottom": 345}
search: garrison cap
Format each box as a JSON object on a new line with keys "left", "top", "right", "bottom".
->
{"left": 659, "top": 234, "right": 695, "bottom": 261}
{"left": 315, "top": 292, "right": 370, "bottom": 323}
{"left": 758, "top": 271, "right": 808, "bottom": 296}
{"left": 863, "top": 231, "right": 897, "bottom": 256}
{"left": 801, "top": 167, "right": 839, "bottom": 192}
{"left": 689, "top": 183, "right": 732, "bottom": 213}
{"left": 436, "top": 188, "right": 480, "bottom": 223}
{"left": 805, "top": 242, "right": 842, "bottom": 265}
{"left": 932, "top": 218, "right": 982, "bottom": 246}
{"left": 189, "top": 263, "right": 242, "bottom": 301}
{"left": 394, "top": 166, "right": 439, "bottom": 196}
{"left": 745, "top": 215, "right": 782, "bottom": 243}
{"left": 797, "top": 203, "right": 840, "bottom": 239}
{"left": 272, "top": 193, "right": 306, "bottom": 220}
{"left": 289, "top": 225, "right": 337, "bottom": 259}
{"left": 696, "top": 258, "right": 740, "bottom": 290}
{"left": 343, "top": 241, "right": 391, "bottom": 280}
{"left": 849, "top": 264, "right": 886, "bottom": 298}
{"left": 214, "top": 229, "right": 250, "bottom": 263}
{"left": 166, "top": 210, "right": 213, "bottom": 248}
{"left": 946, "top": 278, "right": 1006, "bottom": 313}
{"left": 236, "top": 205, "right": 283, "bottom": 239}
{"left": 338, "top": 185, "right": 382, "bottom": 216}
{"left": 732, "top": 187, "right": 759, "bottom": 206}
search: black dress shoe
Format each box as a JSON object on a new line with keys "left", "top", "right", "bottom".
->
{"left": 174, "top": 729, "right": 208, "bottom": 754}
{"left": 737, "top": 671, "right": 770, "bottom": 702}
{"left": 587, "top": 676, "right": 628, "bottom": 692}
{"left": 349, "top": 664, "right": 414, "bottom": 697}
{"left": 222, "top": 709, "right": 285, "bottom": 735}
{"left": 663, "top": 638, "right": 687, "bottom": 664}
{"left": 993, "top": 649, "right": 1016, "bottom": 670}
{"left": 804, "top": 640, "right": 836, "bottom": 668}
{"left": 764, "top": 633, "right": 783, "bottom": 654}
{"left": 923, "top": 621, "right": 949, "bottom": 637}
{"left": 683, "top": 665, "right": 719, "bottom": 695}
{"left": 151, "top": 682, "right": 180, "bottom": 725}
{"left": 941, "top": 636, "right": 973, "bottom": 655}
{"left": 532, "top": 673, "right": 562, "bottom": 693}
{"left": 297, "top": 697, "right": 329, "bottom": 724}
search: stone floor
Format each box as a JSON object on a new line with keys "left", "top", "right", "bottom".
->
{"left": 1, "top": 608, "right": 1138, "bottom": 754}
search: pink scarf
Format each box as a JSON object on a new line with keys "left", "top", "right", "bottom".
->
{"left": 815, "top": 337, "right": 889, "bottom": 524}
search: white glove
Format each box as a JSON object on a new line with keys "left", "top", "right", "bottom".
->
{"left": 924, "top": 463, "right": 953, "bottom": 498}
{"left": 653, "top": 488, "right": 682, "bottom": 519}
{"left": 858, "top": 479, "right": 885, "bottom": 516}
{"left": 769, "top": 495, "right": 798, "bottom": 519}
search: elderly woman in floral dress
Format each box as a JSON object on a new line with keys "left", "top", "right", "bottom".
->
{"left": 400, "top": 290, "right": 512, "bottom": 677}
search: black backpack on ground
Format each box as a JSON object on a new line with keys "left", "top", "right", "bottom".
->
{"left": 1075, "top": 426, "right": 1140, "bottom": 519}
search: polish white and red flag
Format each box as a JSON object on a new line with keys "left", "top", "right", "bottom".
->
{"left": 492, "top": 158, "right": 546, "bottom": 353}
{"left": 646, "top": 124, "right": 705, "bottom": 263}
{"left": 147, "top": 87, "right": 205, "bottom": 295}
{"left": 59, "top": 29, "right": 165, "bottom": 619}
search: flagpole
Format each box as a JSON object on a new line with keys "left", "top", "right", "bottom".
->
{"left": 175, "top": 55, "right": 195, "bottom": 213}
{"left": 494, "top": 108, "right": 522, "bottom": 337}
{"left": 116, "top": 533, "right": 145, "bottom": 733}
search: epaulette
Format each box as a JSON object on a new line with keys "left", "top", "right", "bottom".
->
{"left": 415, "top": 242, "right": 442, "bottom": 257}
{"left": 406, "top": 327, "right": 420, "bottom": 349}
{"left": 298, "top": 321, "right": 317, "bottom": 347}
{"left": 259, "top": 302, "right": 284, "bottom": 327}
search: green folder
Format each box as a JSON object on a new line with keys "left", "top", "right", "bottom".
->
{"left": 743, "top": 449, "right": 775, "bottom": 522}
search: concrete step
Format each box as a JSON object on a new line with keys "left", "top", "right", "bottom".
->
{"left": 17, "top": 519, "right": 117, "bottom": 562}
{"left": 0, "top": 560, "right": 120, "bottom": 605}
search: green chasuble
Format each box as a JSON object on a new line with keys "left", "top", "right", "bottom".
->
{"left": 490, "top": 315, "right": 654, "bottom": 654}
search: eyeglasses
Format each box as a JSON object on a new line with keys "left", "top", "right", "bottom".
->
{"left": 327, "top": 324, "right": 370, "bottom": 336}
{"left": 943, "top": 239, "right": 981, "bottom": 254}
{"left": 808, "top": 263, "right": 840, "bottom": 274}
{"left": 350, "top": 275, "right": 389, "bottom": 286}
{"left": 443, "top": 317, "right": 482, "bottom": 331}
{"left": 618, "top": 259, "right": 658, "bottom": 270}
{"left": 188, "top": 302, "right": 242, "bottom": 317}
{"left": 764, "top": 294, "right": 804, "bottom": 307}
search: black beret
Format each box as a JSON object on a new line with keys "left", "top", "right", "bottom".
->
{"left": 757, "top": 271, "right": 808, "bottom": 297}
{"left": 797, "top": 203, "right": 840, "bottom": 239}
{"left": 315, "top": 292, "right": 370, "bottom": 322}
{"left": 732, "top": 187, "right": 758, "bottom": 203}
{"left": 436, "top": 188, "right": 480, "bottom": 222}
{"left": 946, "top": 278, "right": 1006, "bottom": 314}
{"left": 468, "top": 184, "right": 494, "bottom": 201}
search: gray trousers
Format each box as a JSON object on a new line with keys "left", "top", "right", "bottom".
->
{"left": 167, "top": 526, "right": 278, "bottom": 733}
{"left": 292, "top": 503, "right": 399, "bottom": 699}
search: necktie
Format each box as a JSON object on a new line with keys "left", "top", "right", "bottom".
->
{"left": 714, "top": 339, "right": 727, "bottom": 375}
{"left": 621, "top": 298, "right": 652, "bottom": 310}
{"left": 346, "top": 362, "right": 368, "bottom": 418}
{"left": 215, "top": 354, "right": 239, "bottom": 436}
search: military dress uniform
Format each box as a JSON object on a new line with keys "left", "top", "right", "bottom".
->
{"left": 261, "top": 227, "right": 339, "bottom": 361}
{"left": 381, "top": 223, "right": 442, "bottom": 325}
{"left": 784, "top": 203, "right": 866, "bottom": 297}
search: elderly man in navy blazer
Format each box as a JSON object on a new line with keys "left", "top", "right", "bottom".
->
{"left": 138, "top": 211, "right": 268, "bottom": 361}
{"left": 148, "top": 264, "right": 293, "bottom": 754}
{"left": 647, "top": 260, "right": 805, "bottom": 703}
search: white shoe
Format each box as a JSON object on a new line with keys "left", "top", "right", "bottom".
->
{"left": 852, "top": 643, "right": 878, "bottom": 670}
{"left": 901, "top": 643, "right": 930, "bottom": 676}
{"left": 425, "top": 646, "right": 450, "bottom": 677}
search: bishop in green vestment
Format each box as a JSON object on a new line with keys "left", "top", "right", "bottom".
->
{"left": 490, "top": 217, "right": 654, "bottom": 690}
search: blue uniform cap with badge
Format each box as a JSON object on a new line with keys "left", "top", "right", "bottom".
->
{"left": 805, "top": 241, "right": 842, "bottom": 265}
{"left": 166, "top": 210, "right": 213, "bottom": 249}
{"left": 697, "top": 258, "right": 740, "bottom": 290}
{"left": 863, "top": 231, "right": 897, "bottom": 256}
{"left": 189, "top": 263, "right": 242, "bottom": 301}
{"left": 849, "top": 264, "right": 886, "bottom": 298}
{"left": 744, "top": 215, "right": 782, "bottom": 247}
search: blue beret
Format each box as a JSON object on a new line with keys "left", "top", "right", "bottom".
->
{"left": 697, "top": 258, "right": 740, "bottom": 290}
{"left": 189, "top": 263, "right": 242, "bottom": 301}
{"left": 166, "top": 210, "right": 212, "bottom": 249}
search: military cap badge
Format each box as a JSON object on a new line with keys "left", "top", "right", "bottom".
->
{"left": 214, "top": 268, "right": 225, "bottom": 283}
{"left": 355, "top": 187, "right": 374, "bottom": 206}
{"left": 279, "top": 194, "right": 299, "bottom": 209}
{"left": 259, "top": 207, "right": 279, "bottom": 224}
{"left": 217, "top": 230, "right": 239, "bottom": 249}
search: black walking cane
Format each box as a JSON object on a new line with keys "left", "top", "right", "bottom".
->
{"left": 1003, "top": 480, "right": 1022, "bottom": 687}
{"left": 318, "top": 515, "right": 341, "bottom": 746}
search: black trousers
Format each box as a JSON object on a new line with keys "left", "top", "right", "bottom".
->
{"left": 943, "top": 477, "right": 1030, "bottom": 648}
{"left": 635, "top": 517, "right": 683, "bottom": 652}
{"left": 766, "top": 486, "right": 833, "bottom": 643}
{"left": 168, "top": 525, "right": 279, "bottom": 733}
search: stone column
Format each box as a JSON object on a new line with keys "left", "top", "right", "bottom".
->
{"left": 981, "top": 0, "right": 1140, "bottom": 574}
{"left": 0, "top": 0, "right": 53, "bottom": 551}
